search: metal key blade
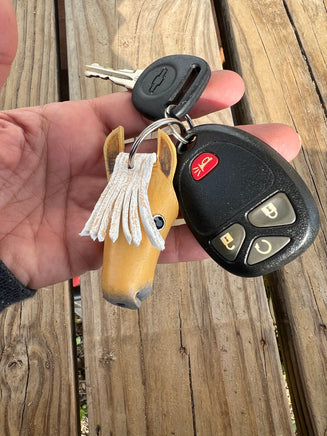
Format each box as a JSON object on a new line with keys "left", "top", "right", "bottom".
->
{"left": 85, "top": 63, "right": 143, "bottom": 89}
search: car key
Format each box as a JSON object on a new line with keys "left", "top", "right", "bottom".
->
{"left": 174, "top": 124, "right": 320, "bottom": 277}
{"left": 131, "top": 54, "right": 210, "bottom": 120}
{"left": 85, "top": 54, "right": 211, "bottom": 120}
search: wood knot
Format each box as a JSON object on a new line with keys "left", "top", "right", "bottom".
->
{"left": 99, "top": 352, "right": 116, "bottom": 367}
{"left": 8, "top": 359, "right": 23, "bottom": 369}
{"left": 45, "top": 360, "right": 51, "bottom": 369}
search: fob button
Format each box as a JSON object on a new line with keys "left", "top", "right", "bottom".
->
{"left": 248, "top": 193, "right": 296, "bottom": 227}
{"left": 191, "top": 152, "right": 219, "bottom": 180}
{"left": 247, "top": 236, "right": 291, "bottom": 265}
{"left": 211, "top": 223, "right": 246, "bottom": 261}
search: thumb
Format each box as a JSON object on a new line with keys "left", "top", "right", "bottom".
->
{"left": 0, "top": 0, "right": 18, "bottom": 90}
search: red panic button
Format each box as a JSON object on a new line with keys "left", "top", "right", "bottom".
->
{"left": 191, "top": 153, "right": 219, "bottom": 180}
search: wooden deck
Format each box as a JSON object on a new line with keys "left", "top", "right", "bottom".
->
{"left": 0, "top": 0, "right": 326, "bottom": 435}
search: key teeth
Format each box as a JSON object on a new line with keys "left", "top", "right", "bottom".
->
{"left": 106, "top": 76, "right": 134, "bottom": 89}
{"left": 84, "top": 64, "right": 143, "bottom": 89}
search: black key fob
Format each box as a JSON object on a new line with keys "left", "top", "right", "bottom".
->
{"left": 132, "top": 54, "right": 211, "bottom": 120}
{"left": 174, "top": 124, "right": 320, "bottom": 277}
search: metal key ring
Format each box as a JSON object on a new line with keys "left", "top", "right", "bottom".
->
{"left": 128, "top": 118, "right": 188, "bottom": 169}
{"left": 165, "top": 105, "right": 195, "bottom": 129}
{"left": 164, "top": 106, "right": 195, "bottom": 143}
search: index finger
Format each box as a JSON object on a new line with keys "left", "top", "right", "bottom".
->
{"left": 89, "top": 70, "right": 245, "bottom": 138}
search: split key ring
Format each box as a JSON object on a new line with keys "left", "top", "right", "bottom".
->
{"left": 128, "top": 117, "right": 190, "bottom": 169}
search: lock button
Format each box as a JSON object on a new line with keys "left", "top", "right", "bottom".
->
{"left": 248, "top": 192, "right": 296, "bottom": 227}
{"left": 211, "top": 223, "right": 246, "bottom": 261}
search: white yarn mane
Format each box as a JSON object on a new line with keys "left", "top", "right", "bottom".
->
{"left": 80, "top": 152, "right": 165, "bottom": 250}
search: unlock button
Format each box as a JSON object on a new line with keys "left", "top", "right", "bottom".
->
{"left": 211, "top": 223, "right": 246, "bottom": 261}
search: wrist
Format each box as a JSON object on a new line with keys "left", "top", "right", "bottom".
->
{"left": 0, "top": 260, "right": 36, "bottom": 312}
{"left": 0, "top": 251, "right": 32, "bottom": 288}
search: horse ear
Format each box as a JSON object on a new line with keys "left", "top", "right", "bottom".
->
{"left": 104, "top": 126, "right": 125, "bottom": 180}
{"left": 157, "top": 129, "right": 177, "bottom": 181}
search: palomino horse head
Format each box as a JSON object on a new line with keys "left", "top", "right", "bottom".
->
{"left": 101, "top": 126, "right": 179, "bottom": 309}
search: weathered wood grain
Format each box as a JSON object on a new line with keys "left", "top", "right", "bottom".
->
{"left": 0, "top": 0, "right": 58, "bottom": 109}
{"left": 284, "top": 0, "right": 327, "bottom": 105}
{"left": 65, "top": 0, "right": 294, "bottom": 434}
{"left": 0, "top": 1, "right": 79, "bottom": 434}
{"left": 216, "top": 0, "right": 327, "bottom": 434}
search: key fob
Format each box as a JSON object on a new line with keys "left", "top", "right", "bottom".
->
{"left": 132, "top": 54, "right": 211, "bottom": 120}
{"left": 174, "top": 124, "right": 320, "bottom": 277}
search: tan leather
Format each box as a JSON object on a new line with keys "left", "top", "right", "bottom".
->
{"left": 101, "top": 127, "right": 179, "bottom": 309}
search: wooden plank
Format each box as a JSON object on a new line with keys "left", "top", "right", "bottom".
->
{"left": 65, "top": 0, "right": 294, "bottom": 434}
{"left": 284, "top": 0, "right": 327, "bottom": 103}
{"left": 215, "top": 0, "right": 327, "bottom": 434}
{"left": 0, "top": 1, "right": 79, "bottom": 434}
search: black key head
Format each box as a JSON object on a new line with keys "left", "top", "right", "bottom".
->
{"left": 132, "top": 54, "right": 211, "bottom": 120}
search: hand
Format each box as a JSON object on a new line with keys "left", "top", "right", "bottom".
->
{"left": 0, "top": 0, "right": 17, "bottom": 90}
{"left": 0, "top": 3, "right": 300, "bottom": 289}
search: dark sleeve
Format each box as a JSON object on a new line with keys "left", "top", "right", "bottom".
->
{"left": 0, "top": 261, "right": 37, "bottom": 313}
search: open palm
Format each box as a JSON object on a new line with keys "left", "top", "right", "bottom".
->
{"left": 0, "top": 99, "right": 119, "bottom": 288}
{"left": 0, "top": 0, "right": 300, "bottom": 289}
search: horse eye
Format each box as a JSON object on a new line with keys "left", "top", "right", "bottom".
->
{"left": 153, "top": 215, "right": 166, "bottom": 230}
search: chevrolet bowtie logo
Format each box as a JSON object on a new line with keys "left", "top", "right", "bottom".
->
{"left": 149, "top": 67, "right": 168, "bottom": 93}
